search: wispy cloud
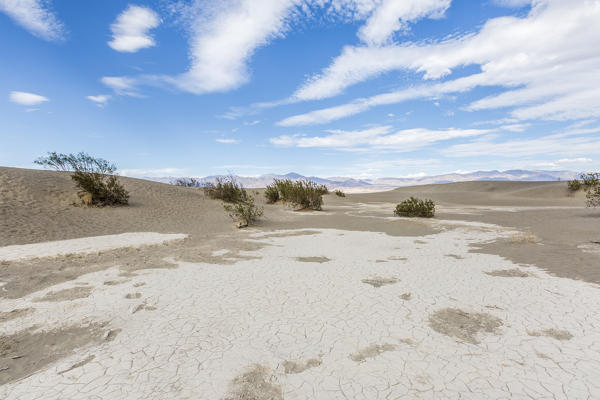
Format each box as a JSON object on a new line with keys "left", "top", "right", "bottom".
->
{"left": 108, "top": 5, "right": 160, "bottom": 53}
{"left": 103, "top": 0, "right": 451, "bottom": 99}
{"left": 86, "top": 94, "right": 111, "bottom": 107}
{"left": 0, "top": 0, "right": 65, "bottom": 41}
{"left": 357, "top": 0, "right": 450, "bottom": 45}
{"left": 285, "top": 0, "right": 600, "bottom": 124}
{"left": 100, "top": 76, "right": 140, "bottom": 97}
{"left": 270, "top": 125, "right": 490, "bottom": 152}
{"left": 444, "top": 127, "right": 600, "bottom": 158}
{"left": 9, "top": 91, "right": 48, "bottom": 106}
{"left": 215, "top": 138, "right": 240, "bottom": 144}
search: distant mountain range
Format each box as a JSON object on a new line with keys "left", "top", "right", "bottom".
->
{"left": 143, "top": 170, "right": 579, "bottom": 193}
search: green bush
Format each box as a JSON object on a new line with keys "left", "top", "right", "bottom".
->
{"left": 580, "top": 172, "right": 600, "bottom": 207}
{"left": 34, "top": 152, "right": 129, "bottom": 206}
{"left": 174, "top": 177, "right": 202, "bottom": 187}
{"left": 264, "top": 184, "right": 280, "bottom": 203}
{"left": 567, "top": 179, "right": 581, "bottom": 192}
{"left": 223, "top": 196, "right": 263, "bottom": 227}
{"left": 334, "top": 189, "right": 346, "bottom": 197}
{"left": 203, "top": 176, "right": 248, "bottom": 203}
{"left": 394, "top": 197, "right": 435, "bottom": 218}
{"left": 267, "top": 179, "right": 328, "bottom": 210}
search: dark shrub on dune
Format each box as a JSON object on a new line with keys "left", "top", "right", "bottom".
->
{"left": 264, "top": 184, "right": 280, "bottom": 203}
{"left": 203, "top": 176, "right": 249, "bottom": 203}
{"left": 224, "top": 196, "right": 264, "bottom": 227}
{"left": 580, "top": 172, "right": 600, "bottom": 207}
{"left": 567, "top": 179, "right": 581, "bottom": 192}
{"left": 202, "top": 176, "right": 263, "bottom": 227}
{"left": 34, "top": 152, "right": 129, "bottom": 206}
{"left": 394, "top": 197, "right": 435, "bottom": 218}
{"left": 265, "top": 179, "right": 328, "bottom": 210}
{"left": 334, "top": 189, "right": 346, "bottom": 197}
{"left": 174, "top": 177, "right": 202, "bottom": 187}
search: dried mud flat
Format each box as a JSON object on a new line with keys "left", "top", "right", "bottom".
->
{"left": 2, "top": 224, "right": 600, "bottom": 399}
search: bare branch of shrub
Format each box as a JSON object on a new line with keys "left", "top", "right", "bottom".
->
{"left": 34, "top": 152, "right": 129, "bottom": 206}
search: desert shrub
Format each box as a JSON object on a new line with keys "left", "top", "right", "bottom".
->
{"left": 579, "top": 172, "right": 600, "bottom": 189}
{"left": 567, "top": 179, "right": 581, "bottom": 192}
{"left": 269, "top": 179, "right": 328, "bottom": 210}
{"left": 174, "top": 177, "right": 202, "bottom": 187}
{"left": 223, "top": 196, "right": 263, "bottom": 227}
{"left": 203, "top": 176, "right": 248, "bottom": 203}
{"left": 394, "top": 197, "right": 435, "bottom": 218}
{"left": 34, "top": 152, "right": 129, "bottom": 206}
{"left": 580, "top": 172, "right": 600, "bottom": 207}
{"left": 334, "top": 189, "right": 346, "bottom": 197}
{"left": 264, "top": 184, "right": 280, "bottom": 203}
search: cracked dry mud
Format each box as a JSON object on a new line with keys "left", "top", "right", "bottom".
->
{"left": 1, "top": 226, "right": 600, "bottom": 399}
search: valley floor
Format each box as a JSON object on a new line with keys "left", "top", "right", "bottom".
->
{"left": 1, "top": 167, "right": 599, "bottom": 399}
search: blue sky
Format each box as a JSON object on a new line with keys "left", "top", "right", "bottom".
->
{"left": 1, "top": 0, "right": 599, "bottom": 178}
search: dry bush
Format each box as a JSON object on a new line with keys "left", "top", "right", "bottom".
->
{"left": 203, "top": 176, "right": 249, "bottom": 203}
{"left": 173, "top": 178, "right": 202, "bottom": 187}
{"left": 334, "top": 189, "right": 346, "bottom": 197}
{"left": 223, "top": 196, "right": 263, "bottom": 227}
{"left": 567, "top": 179, "right": 581, "bottom": 192}
{"left": 34, "top": 152, "right": 129, "bottom": 206}
{"left": 264, "top": 184, "right": 279, "bottom": 203}
{"left": 265, "top": 179, "right": 328, "bottom": 210}
{"left": 394, "top": 197, "right": 435, "bottom": 218}
{"left": 579, "top": 172, "right": 600, "bottom": 207}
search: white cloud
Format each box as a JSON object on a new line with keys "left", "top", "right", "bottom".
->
{"left": 162, "top": 0, "right": 298, "bottom": 94}
{"left": 86, "top": 94, "right": 111, "bottom": 107}
{"left": 288, "top": 0, "right": 600, "bottom": 124}
{"left": 105, "top": 0, "right": 450, "bottom": 97}
{"left": 358, "top": 0, "right": 450, "bottom": 45}
{"left": 108, "top": 5, "right": 160, "bottom": 53}
{"left": 0, "top": 0, "right": 64, "bottom": 41}
{"left": 492, "top": 0, "right": 534, "bottom": 7}
{"left": 270, "top": 125, "right": 489, "bottom": 152}
{"left": 100, "top": 76, "right": 140, "bottom": 97}
{"left": 215, "top": 138, "right": 240, "bottom": 144}
{"left": 9, "top": 90, "right": 48, "bottom": 105}
{"left": 444, "top": 128, "right": 600, "bottom": 158}
{"left": 557, "top": 158, "right": 593, "bottom": 164}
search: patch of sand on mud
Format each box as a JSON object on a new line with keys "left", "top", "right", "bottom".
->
{"left": 0, "top": 323, "right": 106, "bottom": 385}
{"left": 361, "top": 276, "right": 398, "bottom": 288}
{"left": 429, "top": 308, "right": 503, "bottom": 344}
{"left": 485, "top": 269, "right": 532, "bottom": 278}
{"left": 528, "top": 328, "right": 573, "bottom": 341}
{"left": 34, "top": 286, "right": 92, "bottom": 302}
{"left": 350, "top": 343, "right": 397, "bottom": 362}
{"left": 295, "top": 256, "right": 330, "bottom": 263}
{"left": 282, "top": 358, "right": 322, "bottom": 374}
{"left": 223, "top": 365, "right": 282, "bottom": 400}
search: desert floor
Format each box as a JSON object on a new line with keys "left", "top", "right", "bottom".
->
{"left": 1, "top": 167, "right": 599, "bottom": 399}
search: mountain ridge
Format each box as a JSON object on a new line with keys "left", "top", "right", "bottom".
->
{"left": 141, "top": 169, "right": 579, "bottom": 193}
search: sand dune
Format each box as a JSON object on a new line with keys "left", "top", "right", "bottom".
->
{"left": 1, "top": 167, "right": 599, "bottom": 399}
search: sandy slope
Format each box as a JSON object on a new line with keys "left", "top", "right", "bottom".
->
{"left": 1, "top": 167, "right": 600, "bottom": 399}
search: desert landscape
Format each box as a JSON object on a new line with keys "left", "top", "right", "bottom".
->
{"left": 2, "top": 1, "right": 600, "bottom": 398}
{"left": 1, "top": 166, "right": 599, "bottom": 399}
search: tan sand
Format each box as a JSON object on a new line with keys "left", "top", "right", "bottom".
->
{"left": 1, "top": 167, "right": 600, "bottom": 399}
